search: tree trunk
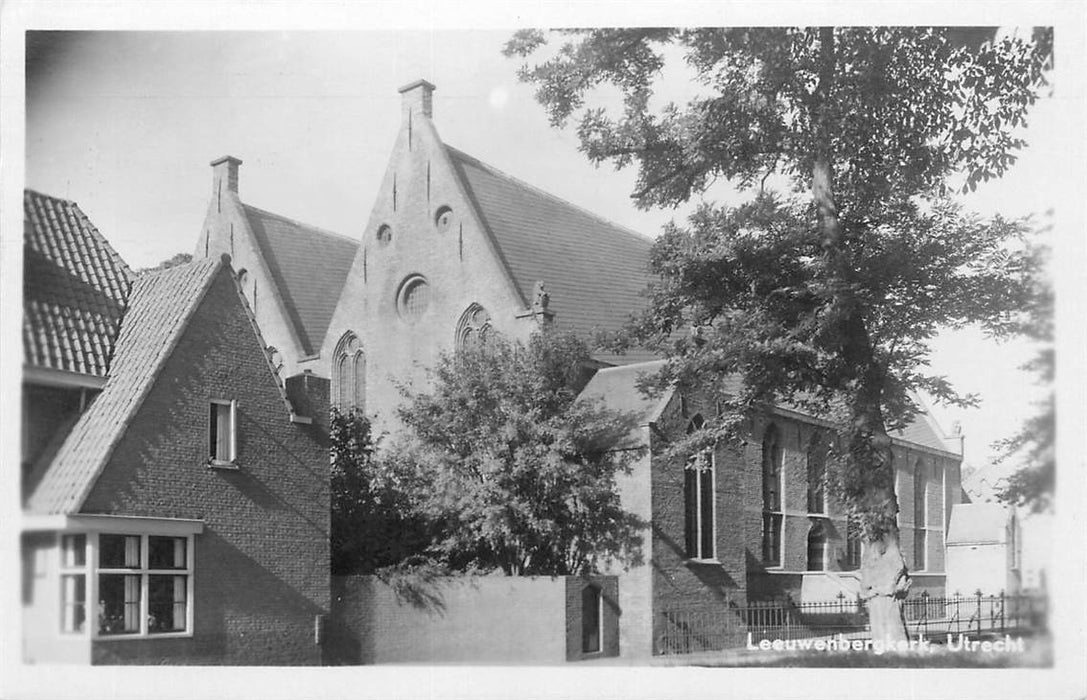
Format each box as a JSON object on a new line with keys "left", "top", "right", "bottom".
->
{"left": 811, "top": 26, "right": 911, "bottom": 642}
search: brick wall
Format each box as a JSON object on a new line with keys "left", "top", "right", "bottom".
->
{"left": 649, "top": 394, "right": 747, "bottom": 652}
{"left": 327, "top": 575, "right": 617, "bottom": 664}
{"left": 564, "top": 575, "right": 620, "bottom": 661}
{"left": 83, "top": 268, "right": 329, "bottom": 665}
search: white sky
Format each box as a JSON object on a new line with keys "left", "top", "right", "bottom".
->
{"left": 22, "top": 29, "right": 1062, "bottom": 473}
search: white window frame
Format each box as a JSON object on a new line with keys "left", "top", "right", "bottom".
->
{"left": 51, "top": 529, "right": 196, "bottom": 641}
{"left": 209, "top": 399, "right": 237, "bottom": 467}
{"left": 913, "top": 460, "right": 927, "bottom": 572}
{"left": 685, "top": 448, "right": 717, "bottom": 561}
{"left": 59, "top": 534, "right": 88, "bottom": 635}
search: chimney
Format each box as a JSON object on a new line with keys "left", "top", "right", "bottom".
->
{"left": 399, "top": 79, "right": 435, "bottom": 120}
{"left": 211, "top": 155, "right": 242, "bottom": 197}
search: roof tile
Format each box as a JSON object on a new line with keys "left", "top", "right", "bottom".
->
{"left": 27, "top": 258, "right": 222, "bottom": 514}
{"left": 23, "top": 190, "right": 132, "bottom": 376}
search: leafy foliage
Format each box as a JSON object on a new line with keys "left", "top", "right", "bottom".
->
{"left": 508, "top": 27, "right": 1052, "bottom": 634}
{"left": 996, "top": 244, "right": 1055, "bottom": 512}
{"left": 139, "top": 252, "right": 192, "bottom": 274}
{"left": 393, "top": 329, "right": 646, "bottom": 576}
{"left": 329, "top": 408, "right": 429, "bottom": 575}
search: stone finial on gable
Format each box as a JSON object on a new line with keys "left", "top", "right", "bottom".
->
{"left": 399, "top": 79, "right": 436, "bottom": 120}
{"left": 518, "top": 280, "right": 555, "bottom": 326}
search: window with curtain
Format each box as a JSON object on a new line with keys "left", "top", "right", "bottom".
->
{"left": 95, "top": 533, "right": 192, "bottom": 637}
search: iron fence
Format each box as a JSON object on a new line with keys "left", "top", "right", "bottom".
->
{"left": 657, "top": 591, "right": 1047, "bottom": 655}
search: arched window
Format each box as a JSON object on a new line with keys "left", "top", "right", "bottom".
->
{"left": 456, "top": 303, "right": 493, "bottom": 352}
{"left": 761, "top": 424, "right": 784, "bottom": 566}
{"left": 806, "top": 433, "right": 827, "bottom": 514}
{"left": 333, "top": 332, "right": 365, "bottom": 412}
{"left": 807, "top": 520, "right": 827, "bottom": 571}
{"left": 913, "top": 459, "right": 927, "bottom": 571}
{"left": 683, "top": 415, "right": 715, "bottom": 560}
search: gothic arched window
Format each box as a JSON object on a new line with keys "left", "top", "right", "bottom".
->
{"left": 683, "top": 415, "right": 715, "bottom": 560}
{"left": 333, "top": 332, "right": 365, "bottom": 412}
{"left": 455, "top": 303, "right": 493, "bottom": 352}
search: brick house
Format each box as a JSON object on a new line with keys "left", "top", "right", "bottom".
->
{"left": 187, "top": 80, "right": 965, "bottom": 659}
{"left": 21, "top": 190, "right": 330, "bottom": 664}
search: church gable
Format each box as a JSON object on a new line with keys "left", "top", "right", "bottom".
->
{"left": 321, "top": 81, "right": 538, "bottom": 419}
{"left": 195, "top": 157, "right": 358, "bottom": 375}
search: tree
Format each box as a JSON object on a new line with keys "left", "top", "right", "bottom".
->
{"left": 393, "top": 329, "right": 646, "bottom": 576}
{"left": 139, "top": 252, "right": 192, "bottom": 274}
{"left": 329, "top": 408, "right": 429, "bottom": 574}
{"left": 996, "top": 243, "right": 1055, "bottom": 512}
{"left": 506, "top": 27, "right": 1051, "bottom": 640}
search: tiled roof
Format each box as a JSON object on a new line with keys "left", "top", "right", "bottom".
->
{"left": 446, "top": 146, "right": 654, "bottom": 340}
{"left": 27, "top": 258, "right": 222, "bottom": 514}
{"left": 23, "top": 189, "right": 133, "bottom": 376}
{"left": 242, "top": 204, "right": 358, "bottom": 355}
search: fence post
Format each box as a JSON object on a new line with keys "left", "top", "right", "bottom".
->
{"left": 975, "top": 589, "right": 983, "bottom": 637}
{"left": 999, "top": 590, "right": 1005, "bottom": 633}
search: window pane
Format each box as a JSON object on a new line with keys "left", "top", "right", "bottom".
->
{"left": 149, "top": 537, "right": 186, "bottom": 569}
{"left": 98, "top": 573, "right": 141, "bottom": 635}
{"left": 61, "top": 534, "right": 86, "bottom": 568}
{"left": 683, "top": 466, "right": 698, "bottom": 557}
{"left": 581, "top": 585, "right": 601, "bottom": 653}
{"left": 699, "top": 459, "right": 714, "bottom": 558}
{"left": 99, "top": 534, "right": 140, "bottom": 568}
{"left": 61, "top": 574, "right": 86, "bottom": 633}
{"left": 216, "top": 404, "right": 232, "bottom": 461}
{"left": 149, "top": 575, "right": 187, "bottom": 633}
{"left": 914, "top": 530, "right": 927, "bottom": 571}
{"left": 807, "top": 524, "right": 826, "bottom": 571}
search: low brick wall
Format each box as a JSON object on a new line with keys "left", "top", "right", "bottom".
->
{"left": 326, "top": 574, "right": 618, "bottom": 665}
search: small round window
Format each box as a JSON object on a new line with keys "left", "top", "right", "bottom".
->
{"left": 435, "top": 206, "right": 453, "bottom": 232}
{"left": 376, "top": 224, "right": 392, "bottom": 246}
{"left": 397, "top": 275, "right": 431, "bottom": 322}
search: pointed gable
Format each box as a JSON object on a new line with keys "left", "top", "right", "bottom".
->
{"left": 241, "top": 204, "right": 358, "bottom": 355}
{"left": 23, "top": 189, "right": 133, "bottom": 377}
{"left": 445, "top": 146, "right": 654, "bottom": 340}
{"left": 27, "top": 258, "right": 224, "bottom": 514}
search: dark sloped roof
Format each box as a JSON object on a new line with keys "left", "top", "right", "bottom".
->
{"left": 446, "top": 146, "right": 654, "bottom": 340}
{"left": 23, "top": 189, "right": 133, "bottom": 376}
{"left": 27, "top": 258, "right": 221, "bottom": 515}
{"left": 242, "top": 204, "right": 358, "bottom": 355}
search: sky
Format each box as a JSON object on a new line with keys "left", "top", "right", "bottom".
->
{"left": 18, "top": 27, "right": 1070, "bottom": 477}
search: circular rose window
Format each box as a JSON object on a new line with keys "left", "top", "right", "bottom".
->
{"left": 397, "top": 275, "right": 431, "bottom": 321}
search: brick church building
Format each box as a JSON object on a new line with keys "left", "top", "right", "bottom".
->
{"left": 192, "top": 80, "right": 965, "bottom": 658}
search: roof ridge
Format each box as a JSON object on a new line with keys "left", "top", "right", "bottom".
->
{"left": 25, "top": 188, "right": 75, "bottom": 206}
{"left": 241, "top": 202, "right": 358, "bottom": 245}
{"left": 444, "top": 145, "right": 656, "bottom": 246}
